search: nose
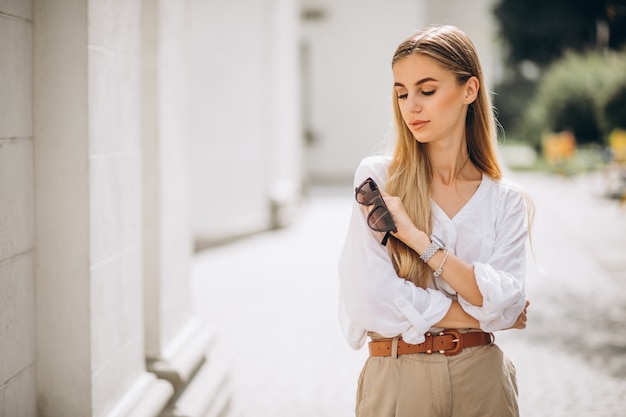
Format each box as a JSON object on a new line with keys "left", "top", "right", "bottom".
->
{"left": 409, "top": 94, "right": 422, "bottom": 113}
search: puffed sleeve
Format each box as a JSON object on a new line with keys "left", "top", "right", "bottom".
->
{"left": 458, "top": 184, "right": 528, "bottom": 332}
{"left": 338, "top": 157, "right": 452, "bottom": 349}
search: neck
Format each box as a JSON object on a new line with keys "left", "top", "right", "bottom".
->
{"left": 428, "top": 142, "right": 475, "bottom": 185}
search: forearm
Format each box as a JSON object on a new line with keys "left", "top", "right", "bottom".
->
{"left": 406, "top": 230, "right": 483, "bottom": 306}
{"left": 427, "top": 249, "right": 483, "bottom": 306}
{"left": 435, "top": 300, "right": 479, "bottom": 329}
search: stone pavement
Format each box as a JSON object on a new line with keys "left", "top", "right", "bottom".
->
{"left": 191, "top": 171, "right": 626, "bottom": 417}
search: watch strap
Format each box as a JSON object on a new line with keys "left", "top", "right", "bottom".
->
{"left": 420, "top": 235, "right": 444, "bottom": 263}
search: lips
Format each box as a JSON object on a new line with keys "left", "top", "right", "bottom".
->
{"left": 408, "top": 120, "right": 429, "bottom": 130}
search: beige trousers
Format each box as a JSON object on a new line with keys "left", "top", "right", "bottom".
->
{"left": 355, "top": 343, "right": 519, "bottom": 417}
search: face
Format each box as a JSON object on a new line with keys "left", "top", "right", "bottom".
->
{"left": 392, "top": 53, "right": 477, "bottom": 145}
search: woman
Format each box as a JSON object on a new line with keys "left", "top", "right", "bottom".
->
{"left": 338, "top": 25, "right": 531, "bottom": 417}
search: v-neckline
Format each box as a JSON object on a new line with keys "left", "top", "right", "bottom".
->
{"left": 431, "top": 173, "right": 489, "bottom": 222}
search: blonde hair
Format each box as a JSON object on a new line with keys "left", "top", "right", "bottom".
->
{"left": 386, "top": 25, "right": 502, "bottom": 288}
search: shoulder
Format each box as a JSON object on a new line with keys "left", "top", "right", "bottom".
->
{"left": 353, "top": 155, "right": 392, "bottom": 188}
{"left": 495, "top": 176, "right": 527, "bottom": 201}
{"left": 485, "top": 175, "right": 531, "bottom": 219}
{"left": 482, "top": 173, "right": 523, "bottom": 196}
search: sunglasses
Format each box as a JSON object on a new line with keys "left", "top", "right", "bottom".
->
{"left": 355, "top": 177, "right": 397, "bottom": 246}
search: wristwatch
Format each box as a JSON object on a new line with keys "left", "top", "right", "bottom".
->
{"left": 420, "top": 235, "right": 445, "bottom": 263}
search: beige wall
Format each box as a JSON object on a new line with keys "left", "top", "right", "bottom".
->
{"left": 0, "top": 0, "right": 303, "bottom": 415}
{"left": 33, "top": 1, "right": 174, "bottom": 416}
{"left": 142, "top": 0, "right": 195, "bottom": 362}
{"left": 189, "top": 0, "right": 303, "bottom": 245}
{"left": 0, "top": 1, "right": 37, "bottom": 415}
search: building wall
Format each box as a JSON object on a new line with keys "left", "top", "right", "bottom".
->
{"left": 0, "top": 0, "right": 302, "bottom": 415}
{"left": 33, "top": 1, "right": 170, "bottom": 416}
{"left": 189, "top": 0, "right": 303, "bottom": 246}
{"left": 0, "top": 1, "right": 37, "bottom": 415}
{"left": 142, "top": 0, "right": 195, "bottom": 362}
{"left": 87, "top": 1, "right": 148, "bottom": 414}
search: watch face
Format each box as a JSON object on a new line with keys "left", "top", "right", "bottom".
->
{"left": 431, "top": 235, "right": 445, "bottom": 248}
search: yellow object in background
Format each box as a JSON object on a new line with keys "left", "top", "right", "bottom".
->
{"left": 609, "top": 129, "right": 626, "bottom": 163}
{"left": 542, "top": 131, "right": 576, "bottom": 165}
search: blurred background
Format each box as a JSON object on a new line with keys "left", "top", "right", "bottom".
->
{"left": 1, "top": 0, "right": 625, "bottom": 416}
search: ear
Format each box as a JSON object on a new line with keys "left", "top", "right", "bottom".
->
{"left": 463, "top": 76, "right": 479, "bottom": 105}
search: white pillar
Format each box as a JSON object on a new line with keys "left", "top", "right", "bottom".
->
{"left": 267, "top": 0, "right": 303, "bottom": 227}
{"left": 33, "top": 1, "right": 172, "bottom": 416}
{"left": 142, "top": 1, "right": 232, "bottom": 415}
{"left": 187, "top": 0, "right": 274, "bottom": 245}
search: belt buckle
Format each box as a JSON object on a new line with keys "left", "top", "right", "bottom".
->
{"left": 439, "top": 329, "right": 463, "bottom": 356}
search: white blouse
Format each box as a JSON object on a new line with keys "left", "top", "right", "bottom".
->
{"left": 338, "top": 155, "right": 529, "bottom": 350}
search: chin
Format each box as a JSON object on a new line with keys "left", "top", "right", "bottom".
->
{"left": 413, "top": 135, "right": 430, "bottom": 144}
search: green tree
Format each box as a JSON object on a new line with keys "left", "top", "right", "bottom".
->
{"left": 493, "top": 0, "right": 626, "bottom": 142}
{"left": 604, "top": 84, "right": 626, "bottom": 131}
{"left": 494, "top": 0, "right": 626, "bottom": 67}
{"left": 520, "top": 51, "right": 626, "bottom": 145}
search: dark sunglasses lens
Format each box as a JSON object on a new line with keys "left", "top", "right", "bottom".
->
{"left": 368, "top": 206, "right": 395, "bottom": 232}
{"left": 356, "top": 182, "right": 376, "bottom": 205}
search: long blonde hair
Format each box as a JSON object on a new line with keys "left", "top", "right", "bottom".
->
{"left": 386, "top": 25, "right": 502, "bottom": 288}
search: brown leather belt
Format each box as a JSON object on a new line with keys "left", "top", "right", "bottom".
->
{"left": 368, "top": 329, "right": 493, "bottom": 357}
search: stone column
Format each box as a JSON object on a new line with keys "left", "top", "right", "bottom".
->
{"left": 141, "top": 1, "right": 232, "bottom": 416}
{"left": 267, "top": 0, "right": 303, "bottom": 227}
{"left": 0, "top": 0, "right": 37, "bottom": 414}
{"left": 33, "top": 1, "right": 172, "bottom": 416}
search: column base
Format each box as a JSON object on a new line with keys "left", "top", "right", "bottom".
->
{"left": 159, "top": 357, "right": 233, "bottom": 417}
{"left": 107, "top": 373, "right": 174, "bottom": 417}
{"left": 147, "top": 319, "right": 234, "bottom": 417}
{"left": 269, "top": 179, "right": 301, "bottom": 229}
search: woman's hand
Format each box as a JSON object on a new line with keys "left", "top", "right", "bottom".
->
{"left": 507, "top": 300, "right": 530, "bottom": 330}
{"left": 380, "top": 191, "right": 425, "bottom": 246}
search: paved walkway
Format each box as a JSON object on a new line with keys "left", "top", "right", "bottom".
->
{"left": 191, "top": 171, "right": 626, "bottom": 417}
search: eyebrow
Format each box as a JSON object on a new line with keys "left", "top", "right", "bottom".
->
{"left": 394, "top": 77, "right": 438, "bottom": 88}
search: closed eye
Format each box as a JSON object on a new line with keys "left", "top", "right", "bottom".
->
{"left": 422, "top": 90, "right": 435, "bottom": 96}
{"left": 397, "top": 93, "right": 408, "bottom": 99}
